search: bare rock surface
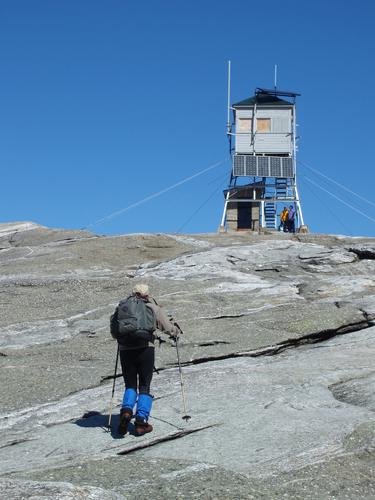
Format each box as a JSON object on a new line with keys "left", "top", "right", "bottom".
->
{"left": 0, "top": 222, "right": 375, "bottom": 498}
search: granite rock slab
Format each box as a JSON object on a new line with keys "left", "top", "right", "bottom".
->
{"left": 0, "top": 222, "right": 375, "bottom": 499}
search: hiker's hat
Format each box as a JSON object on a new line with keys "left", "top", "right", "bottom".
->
{"left": 133, "top": 283, "right": 150, "bottom": 297}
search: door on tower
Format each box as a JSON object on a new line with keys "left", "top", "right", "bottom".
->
{"left": 237, "top": 202, "right": 252, "bottom": 229}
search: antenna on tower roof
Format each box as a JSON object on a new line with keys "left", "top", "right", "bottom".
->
{"left": 226, "top": 60, "right": 233, "bottom": 157}
{"left": 227, "top": 60, "right": 231, "bottom": 135}
{"left": 274, "top": 64, "right": 277, "bottom": 91}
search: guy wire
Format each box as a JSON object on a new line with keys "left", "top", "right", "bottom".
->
{"left": 177, "top": 171, "right": 230, "bottom": 233}
{"left": 84, "top": 157, "right": 229, "bottom": 230}
{"left": 299, "top": 174, "right": 352, "bottom": 235}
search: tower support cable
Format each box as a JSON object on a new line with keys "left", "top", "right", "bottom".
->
{"left": 84, "top": 158, "right": 229, "bottom": 229}
{"left": 303, "top": 176, "right": 375, "bottom": 225}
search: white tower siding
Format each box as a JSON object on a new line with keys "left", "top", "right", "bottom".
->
{"left": 235, "top": 107, "right": 292, "bottom": 154}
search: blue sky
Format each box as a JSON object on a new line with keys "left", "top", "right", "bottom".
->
{"left": 0, "top": 0, "right": 374, "bottom": 236}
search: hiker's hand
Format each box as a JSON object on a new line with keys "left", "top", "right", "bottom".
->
{"left": 169, "top": 329, "right": 179, "bottom": 340}
{"left": 169, "top": 325, "right": 180, "bottom": 340}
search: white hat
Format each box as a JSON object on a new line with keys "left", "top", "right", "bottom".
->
{"left": 132, "top": 283, "right": 150, "bottom": 296}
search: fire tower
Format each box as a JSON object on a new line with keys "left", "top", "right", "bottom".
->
{"left": 219, "top": 80, "right": 305, "bottom": 232}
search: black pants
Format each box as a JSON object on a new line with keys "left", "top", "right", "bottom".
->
{"left": 120, "top": 347, "right": 154, "bottom": 394}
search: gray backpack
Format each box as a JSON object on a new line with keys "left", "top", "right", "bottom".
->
{"left": 111, "top": 295, "right": 156, "bottom": 347}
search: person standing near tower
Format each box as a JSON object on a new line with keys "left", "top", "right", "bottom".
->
{"left": 110, "top": 283, "right": 180, "bottom": 436}
{"left": 287, "top": 205, "right": 296, "bottom": 233}
{"left": 278, "top": 206, "right": 289, "bottom": 232}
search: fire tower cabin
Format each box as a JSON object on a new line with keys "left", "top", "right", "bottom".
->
{"left": 220, "top": 88, "right": 305, "bottom": 231}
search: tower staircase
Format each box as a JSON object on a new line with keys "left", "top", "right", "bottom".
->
{"left": 264, "top": 201, "right": 276, "bottom": 228}
{"left": 263, "top": 178, "right": 288, "bottom": 229}
{"left": 276, "top": 177, "right": 288, "bottom": 200}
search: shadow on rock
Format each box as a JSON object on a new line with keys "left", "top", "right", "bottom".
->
{"left": 74, "top": 410, "right": 133, "bottom": 439}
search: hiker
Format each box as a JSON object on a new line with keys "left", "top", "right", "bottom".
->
{"left": 278, "top": 206, "right": 289, "bottom": 232}
{"left": 287, "top": 205, "right": 296, "bottom": 233}
{"left": 111, "top": 283, "right": 180, "bottom": 436}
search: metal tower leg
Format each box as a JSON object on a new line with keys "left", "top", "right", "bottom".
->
{"left": 219, "top": 191, "right": 230, "bottom": 232}
{"left": 294, "top": 184, "right": 305, "bottom": 226}
{"left": 260, "top": 201, "right": 266, "bottom": 228}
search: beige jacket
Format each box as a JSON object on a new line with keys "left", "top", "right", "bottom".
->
{"left": 146, "top": 302, "right": 179, "bottom": 337}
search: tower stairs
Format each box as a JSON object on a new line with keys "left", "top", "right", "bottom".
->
{"left": 264, "top": 200, "right": 276, "bottom": 229}
{"left": 275, "top": 177, "right": 288, "bottom": 199}
{"left": 263, "top": 178, "right": 289, "bottom": 229}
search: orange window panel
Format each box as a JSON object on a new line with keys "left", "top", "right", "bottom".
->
{"left": 257, "top": 118, "right": 271, "bottom": 132}
{"left": 238, "top": 118, "right": 252, "bottom": 132}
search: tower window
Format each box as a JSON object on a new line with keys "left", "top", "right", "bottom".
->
{"left": 238, "top": 118, "right": 252, "bottom": 132}
{"left": 256, "top": 118, "right": 271, "bottom": 132}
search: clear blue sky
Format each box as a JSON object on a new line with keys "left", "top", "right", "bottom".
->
{"left": 1, "top": 0, "right": 374, "bottom": 236}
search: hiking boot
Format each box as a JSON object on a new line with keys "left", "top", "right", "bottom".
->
{"left": 118, "top": 408, "right": 132, "bottom": 435}
{"left": 134, "top": 417, "right": 153, "bottom": 436}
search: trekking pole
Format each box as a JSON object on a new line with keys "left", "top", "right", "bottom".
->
{"left": 174, "top": 335, "right": 191, "bottom": 422}
{"left": 108, "top": 344, "right": 120, "bottom": 430}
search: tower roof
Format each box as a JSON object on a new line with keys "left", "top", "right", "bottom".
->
{"left": 233, "top": 93, "right": 292, "bottom": 107}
